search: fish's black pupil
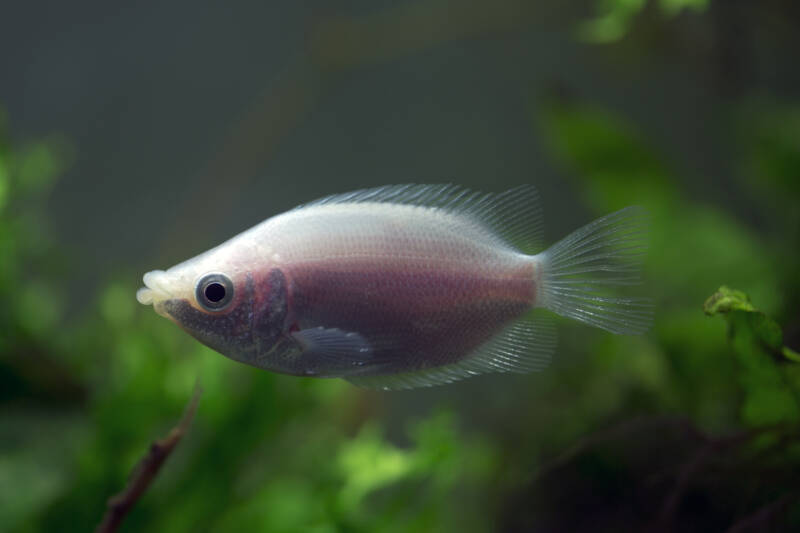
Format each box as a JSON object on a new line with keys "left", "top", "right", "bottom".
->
{"left": 204, "top": 282, "right": 226, "bottom": 303}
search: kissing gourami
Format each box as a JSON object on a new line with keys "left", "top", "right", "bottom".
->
{"left": 137, "top": 185, "right": 651, "bottom": 390}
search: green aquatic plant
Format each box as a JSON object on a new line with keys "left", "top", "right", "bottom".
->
{"left": 705, "top": 286, "right": 800, "bottom": 425}
{"left": 580, "top": 0, "right": 709, "bottom": 43}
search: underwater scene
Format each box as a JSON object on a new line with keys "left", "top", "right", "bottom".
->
{"left": 1, "top": 1, "right": 799, "bottom": 531}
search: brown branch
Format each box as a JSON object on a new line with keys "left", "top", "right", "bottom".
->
{"left": 95, "top": 384, "right": 202, "bottom": 533}
{"left": 656, "top": 440, "right": 718, "bottom": 527}
{"left": 656, "top": 423, "right": 792, "bottom": 531}
{"left": 725, "top": 492, "right": 799, "bottom": 533}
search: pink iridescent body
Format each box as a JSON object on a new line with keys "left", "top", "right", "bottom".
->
{"left": 270, "top": 203, "right": 539, "bottom": 376}
{"left": 137, "top": 185, "right": 650, "bottom": 390}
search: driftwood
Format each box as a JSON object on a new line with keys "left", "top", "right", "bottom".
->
{"left": 95, "top": 385, "right": 202, "bottom": 533}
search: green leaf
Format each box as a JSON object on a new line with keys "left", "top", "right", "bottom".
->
{"left": 0, "top": 157, "right": 8, "bottom": 212}
{"left": 705, "top": 286, "right": 799, "bottom": 425}
{"left": 703, "top": 285, "right": 756, "bottom": 315}
{"left": 784, "top": 346, "right": 800, "bottom": 364}
{"left": 704, "top": 286, "right": 784, "bottom": 352}
{"left": 337, "top": 424, "right": 414, "bottom": 508}
{"left": 578, "top": 0, "right": 708, "bottom": 43}
{"left": 659, "top": 0, "right": 709, "bottom": 16}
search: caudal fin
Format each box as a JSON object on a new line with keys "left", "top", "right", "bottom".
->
{"left": 537, "top": 206, "right": 653, "bottom": 335}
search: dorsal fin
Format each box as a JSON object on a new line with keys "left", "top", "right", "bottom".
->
{"left": 345, "top": 313, "right": 556, "bottom": 391}
{"left": 295, "top": 184, "right": 544, "bottom": 253}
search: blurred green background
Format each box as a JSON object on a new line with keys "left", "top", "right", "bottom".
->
{"left": 2, "top": 1, "right": 800, "bottom": 531}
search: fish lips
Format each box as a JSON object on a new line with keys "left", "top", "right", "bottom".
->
{"left": 137, "top": 270, "right": 181, "bottom": 318}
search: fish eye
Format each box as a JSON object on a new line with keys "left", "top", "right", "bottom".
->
{"left": 195, "top": 273, "right": 234, "bottom": 311}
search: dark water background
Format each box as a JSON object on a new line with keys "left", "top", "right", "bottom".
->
{"left": 5, "top": 1, "right": 784, "bottom": 280}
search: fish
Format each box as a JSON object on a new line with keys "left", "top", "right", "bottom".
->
{"left": 136, "top": 184, "right": 651, "bottom": 390}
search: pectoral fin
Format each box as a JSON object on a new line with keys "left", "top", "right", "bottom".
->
{"left": 291, "top": 327, "right": 374, "bottom": 375}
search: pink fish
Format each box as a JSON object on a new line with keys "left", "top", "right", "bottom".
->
{"left": 137, "top": 185, "right": 651, "bottom": 389}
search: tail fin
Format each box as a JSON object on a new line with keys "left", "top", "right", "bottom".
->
{"left": 537, "top": 206, "right": 652, "bottom": 335}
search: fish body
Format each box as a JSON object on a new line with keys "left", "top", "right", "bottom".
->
{"left": 137, "top": 185, "right": 650, "bottom": 389}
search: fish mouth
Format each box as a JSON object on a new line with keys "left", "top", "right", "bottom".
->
{"left": 137, "top": 270, "right": 177, "bottom": 317}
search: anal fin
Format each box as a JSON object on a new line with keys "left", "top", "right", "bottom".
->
{"left": 345, "top": 313, "right": 556, "bottom": 391}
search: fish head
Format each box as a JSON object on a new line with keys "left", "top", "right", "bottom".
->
{"left": 136, "top": 239, "right": 288, "bottom": 365}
